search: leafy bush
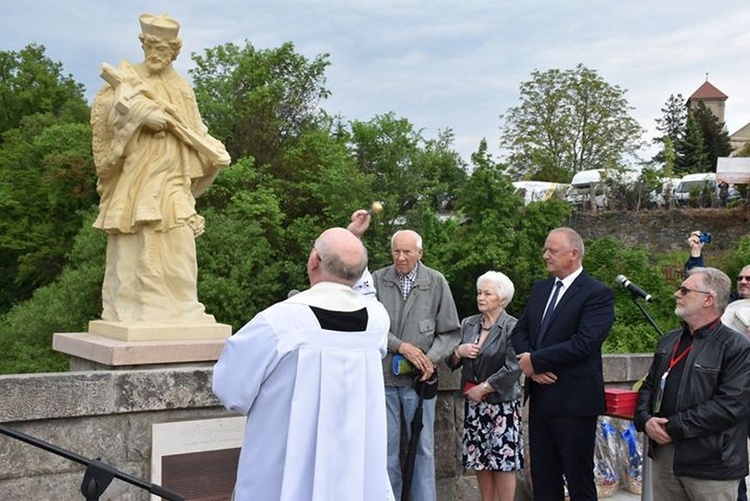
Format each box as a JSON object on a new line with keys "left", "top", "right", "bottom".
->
{"left": 583, "top": 237, "right": 682, "bottom": 353}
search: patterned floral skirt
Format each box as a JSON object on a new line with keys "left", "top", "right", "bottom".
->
{"left": 462, "top": 398, "right": 524, "bottom": 471}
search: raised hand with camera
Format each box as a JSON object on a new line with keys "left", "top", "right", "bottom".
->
{"left": 684, "top": 230, "right": 709, "bottom": 274}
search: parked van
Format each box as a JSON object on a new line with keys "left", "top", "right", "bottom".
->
{"left": 512, "top": 181, "right": 570, "bottom": 205}
{"left": 565, "top": 169, "right": 604, "bottom": 208}
{"left": 673, "top": 172, "right": 740, "bottom": 206}
{"left": 566, "top": 168, "right": 642, "bottom": 209}
{"left": 650, "top": 177, "right": 681, "bottom": 207}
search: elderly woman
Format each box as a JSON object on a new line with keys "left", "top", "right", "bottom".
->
{"left": 449, "top": 271, "right": 524, "bottom": 501}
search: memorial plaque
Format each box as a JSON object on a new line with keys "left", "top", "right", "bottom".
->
{"left": 162, "top": 448, "right": 240, "bottom": 500}
{"left": 151, "top": 417, "right": 245, "bottom": 501}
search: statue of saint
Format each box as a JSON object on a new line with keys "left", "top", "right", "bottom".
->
{"left": 91, "top": 13, "right": 230, "bottom": 324}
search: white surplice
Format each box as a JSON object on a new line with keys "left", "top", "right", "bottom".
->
{"left": 212, "top": 282, "right": 394, "bottom": 501}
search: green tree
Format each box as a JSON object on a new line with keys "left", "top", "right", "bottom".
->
{"left": 583, "top": 237, "right": 679, "bottom": 353}
{"left": 190, "top": 41, "right": 331, "bottom": 167}
{"left": 435, "top": 141, "right": 570, "bottom": 318}
{"left": 675, "top": 113, "right": 709, "bottom": 174}
{"left": 0, "top": 117, "right": 96, "bottom": 312}
{"left": 691, "top": 101, "right": 732, "bottom": 170}
{"left": 499, "top": 63, "right": 644, "bottom": 182}
{"left": 0, "top": 46, "right": 92, "bottom": 311}
{"left": 0, "top": 44, "right": 89, "bottom": 140}
{"left": 345, "top": 112, "right": 467, "bottom": 241}
{"left": 662, "top": 136, "right": 677, "bottom": 178}
{"left": 0, "top": 208, "right": 104, "bottom": 374}
{"left": 195, "top": 158, "right": 292, "bottom": 330}
{"left": 189, "top": 41, "right": 373, "bottom": 266}
{"left": 265, "top": 117, "right": 377, "bottom": 281}
{"left": 652, "top": 94, "right": 686, "bottom": 164}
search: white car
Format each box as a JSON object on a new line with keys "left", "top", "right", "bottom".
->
{"left": 565, "top": 168, "right": 641, "bottom": 209}
{"left": 673, "top": 172, "right": 740, "bottom": 206}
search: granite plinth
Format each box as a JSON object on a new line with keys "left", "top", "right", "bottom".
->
{"left": 88, "top": 319, "right": 231, "bottom": 341}
{"left": 53, "top": 331, "right": 229, "bottom": 368}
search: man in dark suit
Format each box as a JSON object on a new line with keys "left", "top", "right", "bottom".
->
{"left": 512, "top": 227, "right": 615, "bottom": 501}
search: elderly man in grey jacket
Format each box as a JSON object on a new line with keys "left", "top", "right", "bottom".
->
{"left": 372, "top": 229, "right": 461, "bottom": 501}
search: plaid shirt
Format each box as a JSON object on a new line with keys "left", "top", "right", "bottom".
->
{"left": 397, "top": 262, "right": 420, "bottom": 300}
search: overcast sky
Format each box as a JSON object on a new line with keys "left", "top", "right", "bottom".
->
{"left": 3, "top": 1, "right": 750, "bottom": 165}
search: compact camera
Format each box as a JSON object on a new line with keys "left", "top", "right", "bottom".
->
{"left": 698, "top": 232, "right": 712, "bottom": 244}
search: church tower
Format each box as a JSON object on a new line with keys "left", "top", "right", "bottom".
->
{"left": 687, "top": 79, "right": 727, "bottom": 124}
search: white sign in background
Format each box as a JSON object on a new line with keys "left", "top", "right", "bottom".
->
{"left": 717, "top": 157, "right": 750, "bottom": 184}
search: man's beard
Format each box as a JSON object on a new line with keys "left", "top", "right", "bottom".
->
{"left": 146, "top": 57, "right": 170, "bottom": 74}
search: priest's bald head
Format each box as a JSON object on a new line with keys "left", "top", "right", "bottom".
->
{"left": 308, "top": 227, "right": 368, "bottom": 287}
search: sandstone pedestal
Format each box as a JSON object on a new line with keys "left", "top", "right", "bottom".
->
{"left": 53, "top": 321, "right": 231, "bottom": 371}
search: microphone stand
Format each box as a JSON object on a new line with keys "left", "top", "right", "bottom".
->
{"left": 0, "top": 424, "right": 185, "bottom": 501}
{"left": 629, "top": 292, "right": 664, "bottom": 337}
{"left": 625, "top": 290, "right": 662, "bottom": 501}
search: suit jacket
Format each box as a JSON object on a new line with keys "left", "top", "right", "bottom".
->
{"left": 511, "top": 270, "right": 615, "bottom": 416}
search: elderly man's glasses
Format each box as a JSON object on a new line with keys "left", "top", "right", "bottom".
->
{"left": 676, "top": 286, "right": 712, "bottom": 296}
{"left": 738, "top": 275, "right": 750, "bottom": 282}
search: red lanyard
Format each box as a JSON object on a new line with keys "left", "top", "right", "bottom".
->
{"left": 668, "top": 338, "right": 692, "bottom": 371}
{"left": 653, "top": 336, "right": 692, "bottom": 414}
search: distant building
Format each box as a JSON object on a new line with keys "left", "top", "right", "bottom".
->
{"left": 730, "top": 123, "right": 750, "bottom": 153}
{"left": 688, "top": 79, "right": 750, "bottom": 155}
{"left": 688, "top": 80, "right": 727, "bottom": 124}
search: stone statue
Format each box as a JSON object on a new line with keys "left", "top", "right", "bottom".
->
{"left": 90, "top": 13, "right": 230, "bottom": 326}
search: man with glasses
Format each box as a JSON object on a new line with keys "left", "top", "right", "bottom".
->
{"left": 722, "top": 266, "right": 750, "bottom": 336}
{"left": 685, "top": 232, "right": 750, "bottom": 501}
{"left": 634, "top": 267, "right": 750, "bottom": 501}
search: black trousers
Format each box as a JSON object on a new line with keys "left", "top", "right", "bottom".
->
{"left": 529, "top": 411, "right": 597, "bottom": 501}
{"left": 737, "top": 417, "right": 750, "bottom": 501}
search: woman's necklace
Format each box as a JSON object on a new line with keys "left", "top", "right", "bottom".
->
{"left": 480, "top": 314, "right": 497, "bottom": 331}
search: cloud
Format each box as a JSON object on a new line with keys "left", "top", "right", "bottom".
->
{"left": 3, "top": 0, "right": 749, "bottom": 166}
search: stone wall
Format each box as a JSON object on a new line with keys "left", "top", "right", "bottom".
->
{"left": 568, "top": 207, "right": 750, "bottom": 254}
{"left": 0, "top": 355, "right": 652, "bottom": 500}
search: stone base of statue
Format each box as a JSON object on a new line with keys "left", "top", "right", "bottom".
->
{"left": 52, "top": 321, "right": 231, "bottom": 371}
{"left": 88, "top": 319, "right": 231, "bottom": 341}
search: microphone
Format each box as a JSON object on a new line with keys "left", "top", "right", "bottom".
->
{"left": 287, "top": 289, "right": 300, "bottom": 298}
{"left": 615, "top": 275, "right": 654, "bottom": 302}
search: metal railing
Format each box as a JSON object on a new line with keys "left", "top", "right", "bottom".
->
{"left": 0, "top": 424, "right": 185, "bottom": 501}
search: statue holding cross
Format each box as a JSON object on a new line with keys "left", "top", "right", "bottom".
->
{"left": 90, "top": 13, "right": 230, "bottom": 328}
